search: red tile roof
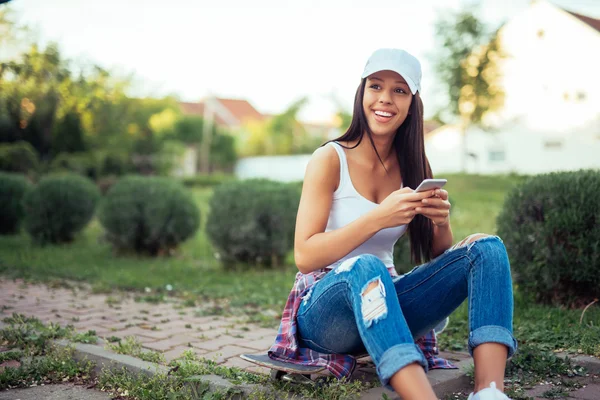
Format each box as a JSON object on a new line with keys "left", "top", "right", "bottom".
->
{"left": 566, "top": 10, "right": 600, "bottom": 33}
{"left": 217, "top": 98, "right": 265, "bottom": 124}
{"left": 179, "top": 98, "right": 264, "bottom": 129}
{"left": 179, "top": 102, "right": 229, "bottom": 126}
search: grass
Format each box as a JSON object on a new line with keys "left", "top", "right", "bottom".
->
{"left": 438, "top": 288, "right": 600, "bottom": 357}
{"left": 1, "top": 174, "right": 599, "bottom": 356}
{"left": 442, "top": 173, "right": 528, "bottom": 240}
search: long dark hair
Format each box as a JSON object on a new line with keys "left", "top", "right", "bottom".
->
{"left": 326, "top": 78, "right": 434, "bottom": 264}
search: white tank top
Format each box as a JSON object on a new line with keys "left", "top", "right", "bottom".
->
{"left": 324, "top": 141, "right": 407, "bottom": 272}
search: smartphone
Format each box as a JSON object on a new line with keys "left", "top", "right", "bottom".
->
{"left": 414, "top": 179, "right": 447, "bottom": 193}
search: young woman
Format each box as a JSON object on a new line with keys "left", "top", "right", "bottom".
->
{"left": 268, "top": 48, "right": 517, "bottom": 400}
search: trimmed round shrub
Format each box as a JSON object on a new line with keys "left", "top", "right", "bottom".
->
{"left": 98, "top": 175, "right": 200, "bottom": 256}
{"left": 50, "top": 152, "right": 99, "bottom": 180}
{"left": 180, "top": 173, "right": 236, "bottom": 188}
{"left": 23, "top": 174, "right": 100, "bottom": 244}
{"left": 0, "top": 172, "right": 31, "bottom": 234}
{"left": 206, "top": 179, "right": 300, "bottom": 268}
{"left": 0, "top": 141, "right": 39, "bottom": 175}
{"left": 497, "top": 170, "right": 600, "bottom": 306}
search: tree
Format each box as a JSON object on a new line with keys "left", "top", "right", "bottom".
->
{"left": 433, "top": 8, "right": 505, "bottom": 171}
{"left": 0, "top": 44, "right": 69, "bottom": 157}
{"left": 239, "top": 97, "right": 310, "bottom": 157}
{"left": 52, "top": 110, "right": 86, "bottom": 154}
{"left": 0, "top": 6, "right": 29, "bottom": 56}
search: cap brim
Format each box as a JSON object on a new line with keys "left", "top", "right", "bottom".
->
{"left": 361, "top": 67, "right": 419, "bottom": 95}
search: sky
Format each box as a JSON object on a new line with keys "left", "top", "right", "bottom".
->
{"left": 7, "top": 0, "right": 600, "bottom": 123}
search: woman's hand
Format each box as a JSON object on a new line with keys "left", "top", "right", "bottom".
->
{"left": 416, "top": 189, "right": 451, "bottom": 227}
{"left": 373, "top": 187, "right": 437, "bottom": 229}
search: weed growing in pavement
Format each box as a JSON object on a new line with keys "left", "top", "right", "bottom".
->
{"left": 0, "top": 350, "right": 22, "bottom": 363}
{"left": 106, "top": 335, "right": 165, "bottom": 364}
{"left": 0, "top": 315, "right": 94, "bottom": 390}
{"left": 72, "top": 329, "right": 99, "bottom": 344}
{"left": 0, "top": 345, "right": 94, "bottom": 390}
{"left": 0, "top": 313, "right": 72, "bottom": 355}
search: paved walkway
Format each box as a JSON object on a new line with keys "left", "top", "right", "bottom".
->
{"left": 0, "top": 279, "right": 276, "bottom": 375}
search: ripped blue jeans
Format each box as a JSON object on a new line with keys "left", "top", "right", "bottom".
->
{"left": 296, "top": 235, "right": 517, "bottom": 389}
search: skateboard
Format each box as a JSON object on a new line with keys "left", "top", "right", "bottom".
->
{"left": 239, "top": 354, "right": 327, "bottom": 384}
{"left": 241, "top": 317, "right": 449, "bottom": 384}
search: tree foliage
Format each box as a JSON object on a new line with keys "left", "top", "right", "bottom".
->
{"left": 0, "top": 10, "right": 236, "bottom": 175}
{"left": 240, "top": 97, "right": 322, "bottom": 156}
{"left": 433, "top": 9, "right": 504, "bottom": 125}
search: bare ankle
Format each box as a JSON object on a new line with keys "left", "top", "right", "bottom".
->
{"left": 475, "top": 380, "right": 504, "bottom": 393}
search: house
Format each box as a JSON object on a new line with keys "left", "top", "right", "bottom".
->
{"left": 173, "top": 98, "right": 265, "bottom": 176}
{"left": 425, "top": 0, "right": 600, "bottom": 175}
{"left": 179, "top": 98, "right": 265, "bottom": 132}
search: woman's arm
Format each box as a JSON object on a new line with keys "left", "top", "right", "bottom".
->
{"left": 294, "top": 146, "right": 430, "bottom": 274}
{"left": 293, "top": 145, "right": 383, "bottom": 274}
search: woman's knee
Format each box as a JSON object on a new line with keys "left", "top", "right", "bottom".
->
{"left": 452, "top": 233, "right": 494, "bottom": 250}
{"left": 464, "top": 235, "right": 510, "bottom": 272}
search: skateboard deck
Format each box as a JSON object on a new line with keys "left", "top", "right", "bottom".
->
{"left": 240, "top": 354, "right": 326, "bottom": 375}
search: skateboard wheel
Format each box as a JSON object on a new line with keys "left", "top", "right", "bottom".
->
{"left": 315, "top": 376, "right": 329, "bottom": 388}
{"left": 270, "top": 369, "right": 286, "bottom": 381}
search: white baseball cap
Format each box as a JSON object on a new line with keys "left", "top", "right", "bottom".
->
{"left": 361, "top": 48, "right": 422, "bottom": 95}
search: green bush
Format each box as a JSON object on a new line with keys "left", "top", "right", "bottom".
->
{"left": 206, "top": 179, "right": 300, "bottom": 268}
{"left": 0, "top": 141, "right": 39, "bottom": 175}
{"left": 497, "top": 170, "right": 600, "bottom": 306}
{"left": 98, "top": 176, "right": 200, "bottom": 256}
{"left": 0, "top": 172, "right": 31, "bottom": 234}
{"left": 180, "top": 173, "right": 236, "bottom": 188}
{"left": 50, "top": 152, "right": 99, "bottom": 180}
{"left": 23, "top": 174, "right": 100, "bottom": 244}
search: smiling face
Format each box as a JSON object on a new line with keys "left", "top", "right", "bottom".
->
{"left": 362, "top": 70, "right": 413, "bottom": 137}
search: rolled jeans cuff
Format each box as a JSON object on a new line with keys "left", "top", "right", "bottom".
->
{"left": 378, "top": 343, "right": 428, "bottom": 391}
{"left": 468, "top": 325, "right": 518, "bottom": 359}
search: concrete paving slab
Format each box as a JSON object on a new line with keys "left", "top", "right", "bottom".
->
{"left": 0, "top": 384, "right": 112, "bottom": 400}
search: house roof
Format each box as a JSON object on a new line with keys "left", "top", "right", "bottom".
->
{"left": 565, "top": 10, "right": 600, "bottom": 33}
{"left": 179, "top": 102, "right": 229, "bottom": 126}
{"left": 217, "top": 98, "right": 265, "bottom": 124}
{"left": 179, "top": 98, "right": 265, "bottom": 129}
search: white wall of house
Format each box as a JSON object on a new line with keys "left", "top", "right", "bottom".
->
{"left": 426, "top": 0, "right": 600, "bottom": 175}
{"left": 426, "top": 118, "right": 600, "bottom": 175}
{"left": 172, "top": 147, "right": 198, "bottom": 177}
{"left": 497, "top": 0, "right": 600, "bottom": 132}
{"left": 235, "top": 154, "right": 311, "bottom": 182}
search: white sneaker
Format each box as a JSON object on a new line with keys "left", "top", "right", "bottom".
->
{"left": 467, "top": 382, "right": 511, "bottom": 400}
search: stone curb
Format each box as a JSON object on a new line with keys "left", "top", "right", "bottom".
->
{"left": 55, "top": 337, "right": 475, "bottom": 399}
{"left": 557, "top": 353, "right": 600, "bottom": 375}
{"left": 0, "top": 320, "right": 484, "bottom": 399}
{"left": 52, "top": 338, "right": 277, "bottom": 400}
